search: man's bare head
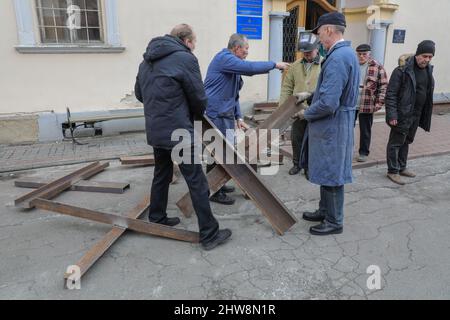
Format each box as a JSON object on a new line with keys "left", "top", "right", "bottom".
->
{"left": 170, "top": 24, "right": 197, "bottom": 51}
{"left": 317, "top": 24, "right": 346, "bottom": 51}
{"left": 228, "top": 33, "right": 249, "bottom": 60}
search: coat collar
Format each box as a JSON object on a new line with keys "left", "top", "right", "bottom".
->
{"left": 301, "top": 54, "right": 321, "bottom": 65}
{"left": 326, "top": 40, "right": 350, "bottom": 57}
{"left": 321, "top": 41, "right": 351, "bottom": 66}
{"left": 368, "top": 58, "right": 379, "bottom": 67}
{"left": 405, "top": 55, "right": 434, "bottom": 73}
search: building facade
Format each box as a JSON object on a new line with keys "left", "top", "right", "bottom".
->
{"left": 0, "top": 0, "right": 447, "bottom": 143}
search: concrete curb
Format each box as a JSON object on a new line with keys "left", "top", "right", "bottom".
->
{"left": 352, "top": 150, "right": 450, "bottom": 169}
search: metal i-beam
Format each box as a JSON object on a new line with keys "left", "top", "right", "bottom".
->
{"left": 63, "top": 196, "right": 151, "bottom": 282}
{"left": 120, "top": 155, "right": 155, "bottom": 166}
{"left": 15, "top": 179, "right": 130, "bottom": 194}
{"left": 197, "top": 116, "right": 297, "bottom": 235}
{"left": 177, "top": 96, "right": 299, "bottom": 218}
{"left": 14, "top": 162, "right": 109, "bottom": 209}
{"left": 32, "top": 199, "right": 199, "bottom": 243}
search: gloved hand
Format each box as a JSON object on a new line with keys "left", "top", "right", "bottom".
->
{"left": 294, "top": 92, "right": 312, "bottom": 105}
{"left": 291, "top": 109, "right": 305, "bottom": 120}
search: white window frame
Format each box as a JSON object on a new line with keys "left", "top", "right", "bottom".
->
{"left": 14, "top": 0, "right": 125, "bottom": 53}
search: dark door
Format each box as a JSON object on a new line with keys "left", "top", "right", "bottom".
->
{"left": 283, "top": 5, "right": 299, "bottom": 63}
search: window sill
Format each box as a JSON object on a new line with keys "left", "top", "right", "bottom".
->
{"left": 15, "top": 45, "right": 126, "bottom": 54}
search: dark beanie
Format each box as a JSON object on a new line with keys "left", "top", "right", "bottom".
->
{"left": 416, "top": 40, "right": 435, "bottom": 56}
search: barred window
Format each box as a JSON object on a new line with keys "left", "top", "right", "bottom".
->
{"left": 36, "top": 0, "right": 103, "bottom": 44}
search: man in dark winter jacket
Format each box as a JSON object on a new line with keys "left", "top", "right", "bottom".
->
{"left": 135, "top": 24, "right": 231, "bottom": 250}
{"left": 385, "top": 40, "right": 436, "bottom": 185}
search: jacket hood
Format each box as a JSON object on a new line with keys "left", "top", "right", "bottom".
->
{"left": 405, "top": 55, "right": 434, "bottom": 72}
{"left": 143, "top": 35, "right": 190, "bottom": 63}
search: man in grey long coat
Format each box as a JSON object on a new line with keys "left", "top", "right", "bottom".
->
{"left": 295, "top": 12, "right": 360, "bottom": 235}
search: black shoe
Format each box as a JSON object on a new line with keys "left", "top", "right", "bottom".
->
{"left": 151, "top": 217, "right": 181, "bottom": 227}
{"left": 202, "top": 229, "right": 232, "bottom": 251}
{"left": 304, "top": 168, "right": 309, "bottom": 180}
{"left": 302, "top": 210, "right": 325, "bottom": 222}
{"left": 289, "top": 165, "right": 301, "bottom": 175}
{"left": 210, "top": 192, "right": 235, "bottom": 205}
{"left": 221, "top": 185, "right": 235, "bottom": 193}
{"left": 310, "top": 221, "right": 343, "bottom": 236}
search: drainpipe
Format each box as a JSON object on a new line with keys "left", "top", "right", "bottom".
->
{"left": 338, "top": 0, "right": 346, "bottom": 12}
{"left": 267, "top": 11, "right": 290, "bottom": 102}
{"left": 369, "top": 20, "right": 393, "bottom": 65}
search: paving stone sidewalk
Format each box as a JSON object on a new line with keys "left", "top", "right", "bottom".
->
{"left": 0, "top": 133, "right": 152, "bottom": 173}
{"left": 280, "top": 114, "right": 450, "bottom": 169}
{"left": 1, "top": 114, "right": 450, "bottom": 173}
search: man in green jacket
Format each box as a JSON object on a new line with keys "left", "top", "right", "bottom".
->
{"left": 279, "top": 33, "right": 321, "bottom": 176}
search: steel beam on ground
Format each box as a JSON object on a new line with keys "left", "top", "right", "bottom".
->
{"left": 63, "top": 195, "right": 150, "bottom": 283}
{"left": 192, "top": 115, "right": 297, "bottom": 235}
{"left": 120, "top": 155, "right": 155, "bottom": 166}
{"left": 14, "top": 162, "right": 109, "bottom": 209}
{"left": 15, "top": 179, "right": 130, "bottom": 194}
{"left": 177, "top": 96, "right": 299, "bottom": 219}
{"left": 33, "top": 199, "right": 199, "bottom": 243}
{"left": 279, "top": 145, "right": 294, "bottom": 160}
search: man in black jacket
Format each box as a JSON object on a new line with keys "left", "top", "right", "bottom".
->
{"left": 385, "top": 40, "right": 436, "bottom": 185}
{"left": 135, "top": 24, "right": 231, "bottom": 250}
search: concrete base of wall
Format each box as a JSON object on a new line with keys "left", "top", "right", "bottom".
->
{"left": 1, "top": 96, "right": 449, "bottom": 145}
{"left": 0, "top": 114, "right": 39, "bottom": 145}
{"left": 0, "top": 108, "right": 147, "bottom": 145}
{"left": 433, "top": 103, "right": 450, "bottom": 115}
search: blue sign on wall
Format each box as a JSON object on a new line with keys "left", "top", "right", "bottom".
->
{"left": 237, "top": 16, "right": 263, "bottom": 40}
{"left": 237, "top": 0, "right": 263, "bottom": 16}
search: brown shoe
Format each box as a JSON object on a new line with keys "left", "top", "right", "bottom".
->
{"left": 400, "top": 170, "right": 416, "bottom": 178}
{"left": 387, "top": 173, "right": 405, "bottom": 185}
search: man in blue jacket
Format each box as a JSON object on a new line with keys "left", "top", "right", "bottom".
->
{"left": 295, "top": 12, "right": 360, "bottom": 235}
{"left": 135, "top": 24, "right": 231, "bottom": 250}
{"left": 204, "top": 33, "right": 289, "bottom": 205}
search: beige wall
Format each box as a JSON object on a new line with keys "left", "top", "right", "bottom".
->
{"left": 345, "top": 19, "right": 370, "bottom": 50}
{"left": 345, "top": 0, "right": 449, "bottom": 93}
{"left": 384, "top": 0, "right": 448, "bottom": 92}
{"left": 0, "top": 0, "right": 272, "bottom": 115}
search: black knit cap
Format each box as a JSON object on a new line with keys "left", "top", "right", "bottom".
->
{"left": 416, "top": 40, "right": 435, "bottom": 56}
{"left": 356, "top": 44, "right": 371, "bottom": 52}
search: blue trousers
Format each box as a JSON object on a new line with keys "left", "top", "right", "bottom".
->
{"left": 317, "top": 185, "right": 344, "bottom": 227}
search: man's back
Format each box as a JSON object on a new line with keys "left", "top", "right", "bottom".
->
{"left": 135, "top": 35, "right": 207, "bottom": 149}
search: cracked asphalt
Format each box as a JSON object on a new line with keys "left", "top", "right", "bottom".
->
{"left": 0, "top": 154, "right": 449, "bottom": 300}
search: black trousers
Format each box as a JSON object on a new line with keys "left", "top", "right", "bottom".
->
{"left": 149, "top": 146, "right": 219, "bottom": 243}
{"left": 358, "top": 113, "right": 374, "bottom": 156}
{"left": 291, "top": 119, "right": 308, "bottom": 166}
{"left": 386, "top": 117, "right": 420, "bottom": 174}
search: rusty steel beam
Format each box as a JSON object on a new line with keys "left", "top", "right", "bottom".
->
{"left": 63, "top": 195, "right": 151, "bottom": 283}
{"left": 120, "top": 155, "right": 155, "bottom": 166}
{"left": 14, "top": 162, "right": 109, "bottom": 209}
{"left": 176, "top": 165, "right": 231, "bottom": 218}
{"left": 15, "top": 179, "right": 130, "bottom": 194}
{"left": 177, "top": 96, "right": 298, "bottom": 218}
{"left": 33, "top": 199, "right": 199, "bottom": 243}
{"left": 199, "top": 116, "right": 297, "bottom": 235}
{"left": 279, "top": 144, "right": 294, "bottom": 160}
{"left": 257, "top": 96, "right": 298, "bottom": 131}
{"left": 120, "top": 155, "right": 180, "bottom": 184}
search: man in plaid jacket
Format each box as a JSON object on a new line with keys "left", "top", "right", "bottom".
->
{"left": 355, "top": 44, "right": 388, "bottom": 162}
